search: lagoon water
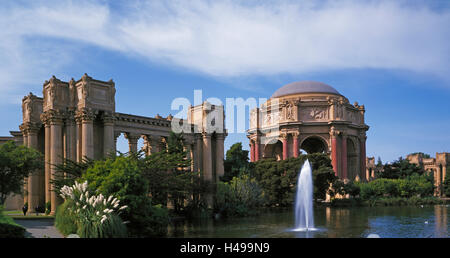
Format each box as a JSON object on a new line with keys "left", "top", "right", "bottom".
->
{"left": 168, "top": 205, "right": 449, "bottom": 238}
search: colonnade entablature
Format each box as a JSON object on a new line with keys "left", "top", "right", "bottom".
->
{"left": 14, "top": 74, "right": 226, "bottom": 213}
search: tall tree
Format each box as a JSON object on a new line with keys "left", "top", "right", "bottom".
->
{"left": 222, "top": 142, "right": 250, "bottom": 182}
{"left": 0, "top": 141, "right": 43, "bottom": 205}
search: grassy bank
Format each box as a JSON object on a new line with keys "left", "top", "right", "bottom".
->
{"left": 0, "top": 206, "right": 26, "bottom": 238}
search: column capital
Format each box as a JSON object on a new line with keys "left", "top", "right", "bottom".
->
{"left": 40, "top": 109, "right": 64, "bottom": 125}
{"left": 291, "top": 131, "right": 300, "bottom": 138}
{"left": 124, "top": 132, "right": 141, "bottom": 142}
{"left": 75, "top": 108, "right": 96, "bottom": 123}
{"left": 19, "top": 122, "right": 41, "bottom": 135}
{"left": 280, "top": 132, "right": 288, "bottom": 140}
{"left": 102, "top": 111, "right": 116, "bottom": 125}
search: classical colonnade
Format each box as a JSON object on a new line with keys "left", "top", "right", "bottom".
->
{"left": 18, "top": 74, "right": 226, "bottom": 214}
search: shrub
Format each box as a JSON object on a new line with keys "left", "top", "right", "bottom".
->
{"left": 82, "top": 156, "right": 169, "bottom": 237}
{"left": 215, "top": 175, "right": 265, "bottom": 217}
{"left": 58, "top": 181, "right": 128, "bottom": 238}
{"left": 55, "top": 200, "right": 77, "bottom": 236}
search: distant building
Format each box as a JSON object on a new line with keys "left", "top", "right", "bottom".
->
{"left": 407, "top": 152, "right": 449, "bottom": 196}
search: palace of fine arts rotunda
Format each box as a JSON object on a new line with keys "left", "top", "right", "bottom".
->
{"left": 247, "top": 81, "right": 370, "bottom": 181}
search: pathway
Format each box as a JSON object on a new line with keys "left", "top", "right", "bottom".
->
{"left": 14, "top": 219, "right": 64, "bottom": 238}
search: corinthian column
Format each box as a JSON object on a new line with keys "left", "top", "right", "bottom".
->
{"left": 49, "top": 111, "right": 64, "bottom": 215}
{"left": 292, "top": 132, "right": 300, "bottom": 158}
{"left": 76, "top": 108, "right": 95, "bottom": 160}
{"left": 125, "top": 133, "right": 140, "bottom": 153}
{"left": 27, "top": 124, "right": 41, "bottom": 213}
{"left": 281, "top": 133, "right": 288, "bottom": 160}
{"left": 103, "top": 113, "right": 115, "bottom": 156}
{"left": 215, "top": 133, "right": 225, "bottom": 181}
{"left": 202, "top": 132, "right": 213, "bottom": 208}
{"left": 330, "top": 126, "right": 339, "bottom": 177}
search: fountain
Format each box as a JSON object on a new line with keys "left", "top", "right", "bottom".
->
{"left": 293, "top": 159, "right": 316, "bottom": 231}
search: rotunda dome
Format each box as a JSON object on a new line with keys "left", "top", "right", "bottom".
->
{"left": 271, "top": 81, "right": 341, "bottom": 98}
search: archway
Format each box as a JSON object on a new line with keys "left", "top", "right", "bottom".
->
{"left": 300, "top": 136, "right": 328, "bottom": 154}
{"left": 347, "top": 137, "right": 359, "bottom": 180}
{"left": 263, "top": 140, "right": 283, "bottom": 161}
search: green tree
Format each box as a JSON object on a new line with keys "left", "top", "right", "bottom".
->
{"left": 378, "top": 158, "right": 427, "bottom": 179}
{"left": 222, "top": 142, "right": 250, "bottom": 182}
{"left": 0, "top": 141, "right": 43, "bottom": 205}
{"left": 252, "top": 153, "right": 336, "bottom": 206}
{"left": 377, "top": 157, "right": 383, "bottom": 167}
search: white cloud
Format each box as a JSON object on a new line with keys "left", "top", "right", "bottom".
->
{"left": 0, "top": 0, "right": 449, "bottom": 101}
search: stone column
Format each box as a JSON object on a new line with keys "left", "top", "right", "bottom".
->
{"left": 142, "top": 135, "right": 151, "bottom": 156}
{"left": 125, "top": 133, "right": 140, "bottom": 153}
{"left": 195, "top": 134, "right": 202, "bottom": 173}
{"left": 20, "top": 128, "right": 28, "bottom": 205}
{"left": 215, "top": 133, "right": 225, "bottom": 181}
{"left": 360, "top": 132, "right": 367, "bottom": 181}
{"left": 50, "top": 116, "right": 63, "bottom": 215}
{"left": 27, "top": 125, "right": 40, "bottom": 213}
{"left": 341, "top": 133, "right": 348, "bottom": 180}
{"left": 150, "top": 135, "right": 162, "bottom": 154}
{"left": 76, "top": 108, "right": 95, "bottom": 160}
{"left": 41, "top": 119, "right": 51, "bottom": 206}
{"left": 249, "top": 140, "right": 254, "bottom": 162}
{"left": 254, "top": 138, "right": 260, "bottom": 161}
{"left": 330, "top": 127, "right": 339, "bottom": 177}
{"left": 202, "top": 133, "right": 213, "bottom": 208}
{"left": 103, "top": 113, "right": 115, "bottom": 156}
{"left": 292, "top": 132, "right": 299, "bottom": 158}
{"left": 65, "top": 112, "right": 77, "bottom": 162}
{"left": 282, "top": 133, "right": 288, "bottom": 160}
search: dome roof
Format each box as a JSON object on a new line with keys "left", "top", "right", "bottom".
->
{"left": 271, "top": 81, "right": 341, "bottom": 98}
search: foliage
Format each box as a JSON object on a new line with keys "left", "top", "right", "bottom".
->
{"left": 0, "top": 141, "right": 44, "bottom": 205}
{"left": 45, "top": 201, "right": 51, "bottom": 215}
{"left": 377, "top": 157, "right": 427, "bottom": 179}
{"left": 329, "top": 180, "right": 360, "bottom": 198}
{"left": 409, "top": 152, "right": 431, "bottom": 159}
{"left": 141, "top": 133, "right": 203, "bottom": 216}
{"left": 54, "top": 201, "right": 77, "bottom": 236}
{"left": 215, "top": 175, "right": 265, "bottom": 217}
{"left": 222, "top": 142, "right": 251, "bottom": 182}
{"left": 57, "top": 181, "right": 128, "bottom": 238}
{"left": 252, "top": 153, "right": 336, "bottom": 206}
{"left": 51, "top": 156, "right": 95, "bottom": 196}
{"left": 82, "top": 156, "right": 169, "bottom": 237}
{"left": 443, "top": 170, "right": 450, "bottom": 197}
{"left": 357, "top": 175, "right": 434, "bottom": 200}
{"left": 0, "top": 205, "right": 26, "bottom": 238}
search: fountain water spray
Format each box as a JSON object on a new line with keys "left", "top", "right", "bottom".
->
{"left": 293, "top": 159, "right": 315, "bottom": 231}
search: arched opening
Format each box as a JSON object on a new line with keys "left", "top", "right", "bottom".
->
{"left": 300, "top": 136, "right": 327, "bottom": 154}
{"left": 347, "top": 138, "right": 358, "bottom": 180}
{"left": 263, "top": 140, "right": 283, "bottom": 161}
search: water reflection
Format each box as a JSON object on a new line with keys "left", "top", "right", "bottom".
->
{"left": 167, "top": 205, "right": 449, "bottom": 238}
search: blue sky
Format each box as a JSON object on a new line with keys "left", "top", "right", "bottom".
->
{"left": 0, "top": 0, "right": 449, "bottom": 163}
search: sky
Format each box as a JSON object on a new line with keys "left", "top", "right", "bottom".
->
{"left": 0, "top": 0, "right": 449, "bottom": 163}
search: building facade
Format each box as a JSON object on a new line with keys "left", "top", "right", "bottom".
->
{"left": 3, "top": 74, "right": 226, "bottom": 212}
{"left": 247, "top": 81, "right": 369, "bottom": 181}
